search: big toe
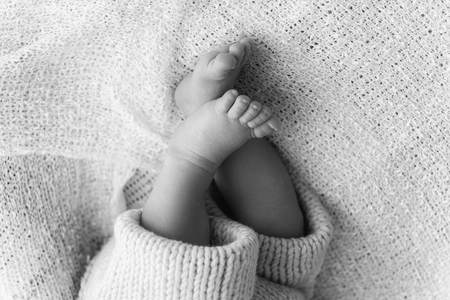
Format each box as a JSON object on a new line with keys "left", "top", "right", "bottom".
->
{"left": 227, "top": 95, "right": 251, "bottom": 119}
{"left": 208, "top": 53, "right": 237, "bottom": 80}
{"left": 214, "top": 89, "right": 239, "bottom": 114}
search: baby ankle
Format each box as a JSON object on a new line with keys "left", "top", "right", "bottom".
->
{"left": 167, "top": 147, "right": 219, "bottom": 175}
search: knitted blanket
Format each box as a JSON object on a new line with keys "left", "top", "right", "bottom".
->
{"left": 1, "top": 0, "right": 449, "bottom": 299}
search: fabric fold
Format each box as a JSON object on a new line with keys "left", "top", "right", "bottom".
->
{"left": 79, "top": 184, "right": 329, "bottom": 300}
{"left": 253, "top": 276, "right": 306, "bottom": 300}
{"left": 81, "top": 208, "right": 259, "bottom": 300}
{"left": 256, "top": 185, "right": 333, "bottom": 299}
{"left": 205, "top": 185, "right": 332, "bottom": 300}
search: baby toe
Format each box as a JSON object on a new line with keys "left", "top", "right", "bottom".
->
{"left": 240, "top": 36, "right": 253, "bottom": 46}
{"left": 208, "top": 53, "right": 237, "bottom": 80}
{"left": 251, "top": 115, "right": 281, "bottom": 138}
{"left": 214, "top": 89, "right": 239, "bottom": 114}
{"left": 217, "top": 43, "right": 232, "bottom": 53}
{"left": 228, "top": 43, "right": 246, "bottom": 68}
{"left": 247, "top": 105, "right": 272, "bottom": 128}
{"left": 239, "top": 37, "right": 253, "bottom": 65}
{"left": 238, "top": 101, "right": 262, "bottom": 125}
{"left": 199, "top": 45, "right": 228, "bottom": 67}
{"left": 227, "top": 95, "right": 250, "bottom": 119}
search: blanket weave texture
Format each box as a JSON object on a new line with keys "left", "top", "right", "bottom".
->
{"left": 1, "top": 0, "right": 450, "bottom": 299}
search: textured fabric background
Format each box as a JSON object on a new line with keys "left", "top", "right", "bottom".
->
{"left": 1, "top": 0, "right": 450, "bottom": 299}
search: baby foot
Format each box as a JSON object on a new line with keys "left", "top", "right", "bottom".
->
{"left": 175, "top": 35, "right": 253, "bottom": 116}
{"left": 169, "top": 90, "right": 281, "bottom": 174}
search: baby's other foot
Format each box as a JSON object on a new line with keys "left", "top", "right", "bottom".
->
{"left": 175, "top": 35, "right": 253, "bottom": 116}
{"left": 169, "top": 90, "right": 281, "bottom": 174}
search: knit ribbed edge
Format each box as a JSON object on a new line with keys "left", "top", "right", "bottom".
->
{"left": 252, "top": 276, "right": 305, "bottom": 300}
{"left": 256, "top": 184, "right": 332, "bottom": 298}
{"left": 205, "top": 186, "right": 332, "bottom": 291}
{"left": 204, "top": 186, "right": 332, "bottom": 300}
{"left": 98, "top": 209, "right": 259, "bottom": 300}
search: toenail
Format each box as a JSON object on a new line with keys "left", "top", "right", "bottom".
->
{"left": 252, "top": 104, "right": 259, "bottom": 110}
{"left": 268, "top": 123, "right": 278, "bottom": 131}
{"left": 231, "top": 90, "right": 238, "bottom": 96}
{"left": 263, "top": 109, "right": 270, "bottom": 115}
{"left": 241, "top": 98, "right": 249, "bottom": 104}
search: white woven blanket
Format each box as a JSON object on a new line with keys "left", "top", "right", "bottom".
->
{"left": 1, "top": 0, "right": 449, "bottom": 299}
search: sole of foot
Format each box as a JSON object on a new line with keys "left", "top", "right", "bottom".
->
{"left": 175, "top": 34, "right": 254, "bottom": 116}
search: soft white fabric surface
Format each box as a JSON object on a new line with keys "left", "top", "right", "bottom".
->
{"left": 1, "top": 0, "right": 450, "bottom": 299}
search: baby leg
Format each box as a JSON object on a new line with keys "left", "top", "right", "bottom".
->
{"left": 175, "top": 35, "right": 305, "bottom": 238}
{"left": 214, "top": 138, "right": 305, "bottom": 238}
{"left": 141, "top": 90, "right": 280, "bottom": 245}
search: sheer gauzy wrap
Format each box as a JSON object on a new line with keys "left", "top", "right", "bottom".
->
{"left": 1, "top": 0, "right": 449, "bottom": 299}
